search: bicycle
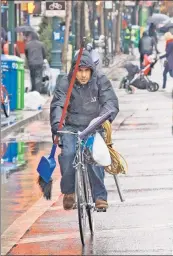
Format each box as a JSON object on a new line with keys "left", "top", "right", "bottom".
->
{"left": 58, "top": 111, "right": 124, "bottom": 246}
{"left": 0, "top": 84, "right": 10, "bottom": 118}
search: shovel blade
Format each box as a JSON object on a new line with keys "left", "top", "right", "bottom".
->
{"left": 37, "top": 155, "right": 56, "bottom": 183}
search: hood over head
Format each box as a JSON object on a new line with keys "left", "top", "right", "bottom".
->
{"left": 143, "top": 31, "right": 148, "bottom": 37}
{"left": 68, "top": 49, "right": 96, "bottom": 82}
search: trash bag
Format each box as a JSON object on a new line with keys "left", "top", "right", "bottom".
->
{"left": 41, "top": 60, "right": 52, "bottom": 95}
{"left": 24, "top": 91, "right": 47, "bottom": 110}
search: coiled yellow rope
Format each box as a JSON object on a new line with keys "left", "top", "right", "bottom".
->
{"left": 102, "top": 121, "right": 128, "bottom": 175}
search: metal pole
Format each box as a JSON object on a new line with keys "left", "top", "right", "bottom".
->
{"left": 113, "top": 175, "right": 125, "bottom": 202}
{"left": 8, "top": 1, "right": 15, "bottom": 55}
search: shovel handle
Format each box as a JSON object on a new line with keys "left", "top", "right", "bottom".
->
{"left": 54, "top": 38, "right": 85, "bottom": 145}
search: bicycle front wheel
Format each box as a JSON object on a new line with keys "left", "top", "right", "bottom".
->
{"left": 83, "top": 165, "right": 94, "bottom": 235}
{"left": 76, "top": 167, "right": 87, "bottom": 246}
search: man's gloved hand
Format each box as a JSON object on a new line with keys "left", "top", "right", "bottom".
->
{"left": 51, "top": 123, "right": 64, "bottom": 146}
{"left": 51, "top": 123, "right": 64, "bottom": 136}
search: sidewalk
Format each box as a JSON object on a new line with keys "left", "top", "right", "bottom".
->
{"left": 1, "top": 95, "right": 51, "bottom": 138}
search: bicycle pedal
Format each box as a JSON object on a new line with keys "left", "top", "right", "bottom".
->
{"left": 95, "top": 208, "right": 107, "bottom": 212}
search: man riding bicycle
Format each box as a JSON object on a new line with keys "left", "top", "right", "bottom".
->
{"left": 50, "top": 50, "right": 119, "bottom": 210}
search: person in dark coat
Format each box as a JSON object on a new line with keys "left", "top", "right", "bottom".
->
{"left": 25, "top": 32, "right": 46, "bottom": 92}
{"left": 50, "top": 50, "right": 119, "bottom": 210}
{"left": 148, "top": 23, "right": 158, "bottom": 45}
{"left": 138, "top": 31, "right": 159, "bottom": 69}
{"left": 160, "top": 32, "right": 173, "bottom": 90}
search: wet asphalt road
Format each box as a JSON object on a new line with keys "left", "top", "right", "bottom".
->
{"left": 1, "top": 82, "right": 173, "bottom": 255}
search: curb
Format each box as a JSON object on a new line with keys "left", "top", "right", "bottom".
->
{"left": 1, "top": 110, "right": 44, "bottom": 138}
{"left": 2, "top": 96, "right": 51, "bottom": 138}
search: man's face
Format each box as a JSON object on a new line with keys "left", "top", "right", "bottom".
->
{"left": 76, "top": 67, "right": 91, "bottom": 85}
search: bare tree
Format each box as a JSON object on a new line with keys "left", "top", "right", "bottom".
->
{"left": 62, "top": 1, "right": 72, "bottom": 72}
{"left": 76, "top": 1, "right": 82, "bottom": 49}
{"left": 115, "top": 1, "right": 124, "bottom": 54}
{"left": 100, "top": 1, "right": 104, "bottom": 35}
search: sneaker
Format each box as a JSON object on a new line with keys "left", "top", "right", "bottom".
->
{"left": 95, "top": 199, "right": 108, "bottom": 209}
{"left": 63, "top": 193, "right": 75, "bottom": 210}
{"left": 159, "top": 88, "right": 166, "bottom": 92}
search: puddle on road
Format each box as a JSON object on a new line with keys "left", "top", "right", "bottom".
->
{"left": 1, "top": 140, "right": 60, "bottom": 234}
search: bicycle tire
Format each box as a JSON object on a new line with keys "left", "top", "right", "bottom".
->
{"left": 76, "top": 167, "right": 87, "bottom": 246}
{"left": 83, "top": 166, "right": 94, "bottom": 235}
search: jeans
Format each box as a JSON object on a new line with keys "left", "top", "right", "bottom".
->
{"left": 29, "top": 64, "right": 43, "bottom": 93}
{"left": 163, "top": 65, "right": 173, "bottom": 89}
{"left": 58, "top": 132, "right": 107, "bottom": 202}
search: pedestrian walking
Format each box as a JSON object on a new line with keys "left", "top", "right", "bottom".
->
{"left": 148, "top": 23, "right": 158, "bottom": 45}
{"left": 50, "top": 50, "right": 119, "bottom": 210}
{"left": 138, "top": 31, "right": 159, "bottom": 70}
{"left": 160, "top": 32, "right": 173, "bottom": 91}
{"left": 123, "top": 24, "right": 136, "bottom": 55}
{"left": 25, "top": 32, "right": 46, "bottom": 93}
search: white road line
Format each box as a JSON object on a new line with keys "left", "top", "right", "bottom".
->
{"left": 1, "top": 179, "right": 62, "bottom": 256}
{"left": 19, "top": 223, "right": 173, "bottom": 244}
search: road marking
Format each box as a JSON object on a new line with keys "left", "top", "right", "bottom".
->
{"left": 1, "top": 179, "right": 62, "bottom": 256}
{"left": 18, "top": 223, "right": 173, "bottom": 244}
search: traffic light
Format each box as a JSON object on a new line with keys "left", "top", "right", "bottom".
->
{"left": 33, "top": 1, "right": 41, "bottom": 15}
{"left": 27, "top": 2, "right": 35, "bottom": 14}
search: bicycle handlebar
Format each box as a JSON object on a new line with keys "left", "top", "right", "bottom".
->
{"left": 79, "top": 110, "right": 113, "bottom": 140}
{"left": 56, "top": 110, "right": 113, "bottom": 140}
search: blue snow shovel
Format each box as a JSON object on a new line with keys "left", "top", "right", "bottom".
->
{"left": 37, "top": 41, "right": 85, "bottom": 200}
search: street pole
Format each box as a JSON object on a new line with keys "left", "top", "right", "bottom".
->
{"left": 8, "top": 1, "right": 15, "bottom": 55}
{"left": 100, "top": 1, "right": 104, "bottom": 35}
{"left": 50, "top": 17, "right": 63, "bottom": 70}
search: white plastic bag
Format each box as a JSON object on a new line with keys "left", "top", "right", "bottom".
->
{"left": 24, "top": 91, "right": 47, "bottom": 110}
{"left": 92, "top": 132, "right": 111, "bottom": 167}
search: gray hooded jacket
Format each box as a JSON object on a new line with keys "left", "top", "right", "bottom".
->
{"left": 50, "top": 50, "right": 119, "bottom": 131}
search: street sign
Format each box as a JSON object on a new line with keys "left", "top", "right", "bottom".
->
{"left": 124, "top": 1, "right": 136, "bottom": 6}
{"left": 53, "top": 31, "right": 64, "bottom": 43}
{"left": 45, "top": 1, "right": 66, "bottom": 17}
{"left": 14, "top": 1, "right": 33, "bottom": 3}
{"left": 104, "top": 1, "right": 113, "bottom": 10}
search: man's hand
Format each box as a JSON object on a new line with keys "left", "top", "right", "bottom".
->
{"left": 51, "top": 123, "right": 64, "bottom": 136}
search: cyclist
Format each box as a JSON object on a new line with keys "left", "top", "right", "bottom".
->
{"left": 50, "top": 50, "right": 119, "bottom": 210}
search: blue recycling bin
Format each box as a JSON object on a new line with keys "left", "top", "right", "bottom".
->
{"left": 1, "top": 54, "right": 24, "bottom": 111}
{"left": 2, "top": 142, "right": 18, "bottom": 163}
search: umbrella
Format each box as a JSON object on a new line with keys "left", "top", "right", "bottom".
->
{"left": 1, "top": 27, "right": 7, "bottom": 41}
{"left": 147, "top": 13, "right": 170, "bottom": 26}
{"left": 159, "top": 21, "right": 173, "bottom": 33}
{"left": 15, "top": 25, "right": 35, "bottom": 33}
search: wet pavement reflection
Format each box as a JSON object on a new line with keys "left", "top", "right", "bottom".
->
{"left": 1, "top": 140, "right": 60, "bottom": 234}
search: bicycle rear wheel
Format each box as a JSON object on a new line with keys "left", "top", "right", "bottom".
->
{"left": 1, "top": 87, "right": 10, "bottom": 118}
{"left": 75, "top": 167, "right": 87, "bottom": 246}
{"left": 83, "top": 165, "right": 94, "bottom": 235}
